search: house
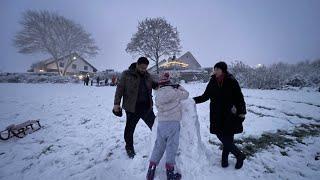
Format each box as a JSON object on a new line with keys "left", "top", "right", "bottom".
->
{"left": 29, "top": 53, "right": 98, "bottom": 75}
{"left": 148, "top": 51, "right": 210, "bottom": 82}
{"left": 170, "top": 51, "right": 201, "bottom": 69}
{"left": 148, "top": 51, "right": 202, "bottom": 73}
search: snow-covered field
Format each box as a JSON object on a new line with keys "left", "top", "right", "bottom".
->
{"left": 0, "top": 83, "right": 319, "bottom": 180}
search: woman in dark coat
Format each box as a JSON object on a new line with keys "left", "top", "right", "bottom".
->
{"left": 193, "top": 61, "right": 247, "bottom": 169}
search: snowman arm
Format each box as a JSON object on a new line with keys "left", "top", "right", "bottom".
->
{"left": 177, "top": 86, "right": 189, "bottom": 100}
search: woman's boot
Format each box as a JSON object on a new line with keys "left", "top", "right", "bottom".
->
{"left": 221, "top": 147, "right": 229, "bottom": 168}
{"left": 235, "top": 152, "right": 246, "bottom": 169}
{"left": 146, "top": 162, "right": 157, "bottom": 180}
{"left": 166, "top": 164, "right": 181, "bottom": 180}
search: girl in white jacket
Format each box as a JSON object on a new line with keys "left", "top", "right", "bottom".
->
{"left": 146, "top": 73, "right": 189, "bottom": 180}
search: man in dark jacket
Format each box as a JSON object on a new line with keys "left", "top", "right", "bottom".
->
{"left": 85, "top": 75, "right": 90, "bottom": 86}
{"left": 113, "top": 57, "right": 158, "bottom": 158}
{"left": 97, "top": 76, "right": 100, "bottom": 86}
{"left": 193, "top": 61, "right": 247, "bottom": 169}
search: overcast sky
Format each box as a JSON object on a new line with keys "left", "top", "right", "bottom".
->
{"left": 1, "top": 0, "right": 320, "bottom": 72}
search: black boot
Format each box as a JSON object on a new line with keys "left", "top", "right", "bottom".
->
{"left": 125, "top": 145, "right": 136, "bottom": 159}
{"left": 221, "top": 147, "right": 229, "bottom": 168}
{"left": 166, "top": 164, "right": 181, "bottom": 180}
{"left": 235, "top": 153, "right": 246, "bottom": 169}
{"left": 146, "top": 162, "right": 156, "bottom": 180}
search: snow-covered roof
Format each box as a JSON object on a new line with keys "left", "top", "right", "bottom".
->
{"left": 35, "top": 53, "right": 98, "bottom": 71}
{"left": 177, "top": 51, "right": 201, "bottom": 69}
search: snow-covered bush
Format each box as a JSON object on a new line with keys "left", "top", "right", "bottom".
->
{"left": 286, "top": 74, "right": 307, "bottom": 87}
{"left": 0, "top": 72, "right": 81, "bottom": 84}
{"left": 229, "top": 59, "right": 320, "bottom": 89}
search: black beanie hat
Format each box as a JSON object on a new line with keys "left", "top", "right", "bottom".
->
{"left": 214, "top": 61, "right": 228, "bottom": 73}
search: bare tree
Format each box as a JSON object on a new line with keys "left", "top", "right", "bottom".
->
{"left": 126, "top": 17, "right": 181, "bottom": 74}
{"left": 14, "top": 10, "right": 99, "bottom": 76}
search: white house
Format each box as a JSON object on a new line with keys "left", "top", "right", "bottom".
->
{"left": 29, "top": 53, "right": 98, "bottom": 75}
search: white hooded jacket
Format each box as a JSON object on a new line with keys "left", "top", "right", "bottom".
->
{"left": 155, "top": 85, "right": 189, "bottom": 122}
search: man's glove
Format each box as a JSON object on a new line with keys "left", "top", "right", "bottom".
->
{"left": 112, "top": 105, "right": 123, "bottom": 117}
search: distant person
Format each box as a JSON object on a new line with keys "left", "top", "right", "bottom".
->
{"left": 97, "top": 76, "right": 100, "bottom": 86}
{"left": 91, "top": 79, "right": 93, "bottom": 86}
{"left": 111, "top": 75, "right": 117, "bottom": 86}
{"left": 105, "top": 78, "right": 109, "bottom": 86}
{"left": 193, "top": 61, "right": 247, "bottom": 169}
{"left": 85, "top": 75, "right": 90, "bottom": 86}
{"left": 113, "top": 57, "right": 159, "bottom": 158}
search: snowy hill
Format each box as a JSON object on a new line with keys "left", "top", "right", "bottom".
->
{"left": 0, "top": 83, "right": 319, "bottom": 180}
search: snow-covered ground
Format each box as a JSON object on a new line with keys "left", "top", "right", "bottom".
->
{"left": 0, "top": 83, "right": 319, "bottom": 180}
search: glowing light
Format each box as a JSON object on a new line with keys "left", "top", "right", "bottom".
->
{"left": 73, "top": 56, "right": 77, "bottom": 60}
{"left": 160, "top": 61, "right": 189, "bottom": 68}
{"left": 78, "top": 75, "right": 83, "bottom": 80}
{"left": 39, "top": 70, "right": 44, "bottom": 72}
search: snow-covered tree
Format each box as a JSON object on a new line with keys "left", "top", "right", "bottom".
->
{"left": 229, "top": 59, "right": 320, "bottom": 89}
{"left": 14, "top": 10, "right": 99, "bottom": 76}
{"left": 126, "top": 17, "right": 182, "bottom": 74}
